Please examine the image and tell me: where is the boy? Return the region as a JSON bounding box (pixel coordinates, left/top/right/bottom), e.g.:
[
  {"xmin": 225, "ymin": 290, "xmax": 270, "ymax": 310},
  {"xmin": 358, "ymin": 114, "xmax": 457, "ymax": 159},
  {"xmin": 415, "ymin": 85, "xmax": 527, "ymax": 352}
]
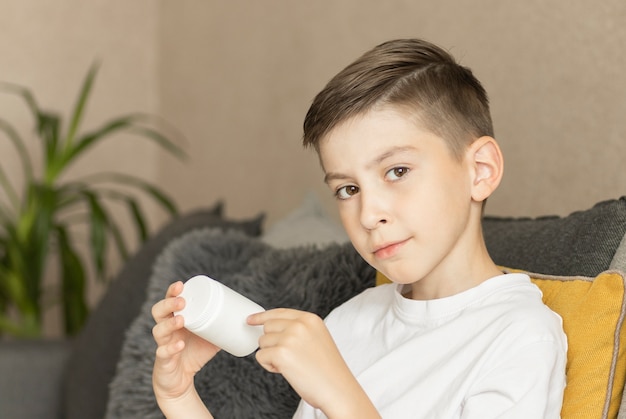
[{"xmin": 151, "ymin": 38, "xmax": 567, "ymax": 418}]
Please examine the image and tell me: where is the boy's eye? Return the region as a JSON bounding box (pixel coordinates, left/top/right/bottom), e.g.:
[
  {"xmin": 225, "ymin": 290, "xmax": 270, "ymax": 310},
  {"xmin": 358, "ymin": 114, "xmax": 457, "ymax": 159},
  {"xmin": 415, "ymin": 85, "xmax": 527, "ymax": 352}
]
[
  {"xmin": 336, "ymin": 185, "xmax": 359, "ymax": 200},
  {"xmin": 385, "ymin": 167, "xmax": 409, "ymax": 180}
]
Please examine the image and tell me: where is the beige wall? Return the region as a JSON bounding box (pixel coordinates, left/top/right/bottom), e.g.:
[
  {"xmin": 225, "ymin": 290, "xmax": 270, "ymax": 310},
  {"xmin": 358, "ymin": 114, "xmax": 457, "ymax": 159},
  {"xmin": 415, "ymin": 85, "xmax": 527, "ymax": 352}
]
[
  {"xmin": 157, "ymin": 0, "xmax": 626, "ymax": 224},
  {"xmin": 2, "ymin": 1, "xmax": 626, "ymax": 333}
]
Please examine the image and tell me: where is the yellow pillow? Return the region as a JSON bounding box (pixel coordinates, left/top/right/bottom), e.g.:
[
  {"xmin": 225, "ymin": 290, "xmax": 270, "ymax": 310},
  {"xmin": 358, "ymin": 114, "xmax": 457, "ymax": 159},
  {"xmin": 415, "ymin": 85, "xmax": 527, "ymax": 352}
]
[{"xmin": 375, "ymin": 270, "xmax": 626, "ymax": 419}]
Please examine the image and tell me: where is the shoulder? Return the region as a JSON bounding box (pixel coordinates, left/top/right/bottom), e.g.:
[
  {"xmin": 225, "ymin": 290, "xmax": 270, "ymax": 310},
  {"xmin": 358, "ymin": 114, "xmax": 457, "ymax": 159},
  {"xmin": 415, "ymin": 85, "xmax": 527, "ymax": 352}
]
[{"xmin": 478, "ymin": 274, "xmax": 566, "ymax": 346}]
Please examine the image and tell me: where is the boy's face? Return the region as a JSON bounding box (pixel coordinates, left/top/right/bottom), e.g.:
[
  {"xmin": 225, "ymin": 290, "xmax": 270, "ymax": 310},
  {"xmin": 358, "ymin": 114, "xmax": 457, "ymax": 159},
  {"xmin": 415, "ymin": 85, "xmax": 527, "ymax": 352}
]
[{"xmin": 319, "ymin": 107, "xmax": 482, "ymax": 297}]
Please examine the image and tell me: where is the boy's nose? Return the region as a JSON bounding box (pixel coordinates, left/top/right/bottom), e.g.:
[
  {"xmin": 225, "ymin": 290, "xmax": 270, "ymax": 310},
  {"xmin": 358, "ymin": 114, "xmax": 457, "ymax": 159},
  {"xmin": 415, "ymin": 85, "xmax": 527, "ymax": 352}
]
[{"xmin": 359, "ymin": 191, "xmax": 389, "ymax": 230}]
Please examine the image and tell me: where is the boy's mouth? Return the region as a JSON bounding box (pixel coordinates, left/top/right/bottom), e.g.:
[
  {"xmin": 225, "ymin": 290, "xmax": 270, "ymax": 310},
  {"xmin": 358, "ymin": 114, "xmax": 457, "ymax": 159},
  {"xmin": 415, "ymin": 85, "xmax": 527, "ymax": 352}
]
[{"xmin": 373, "ymin": 238, "xmax": 409, "ymax": 259}]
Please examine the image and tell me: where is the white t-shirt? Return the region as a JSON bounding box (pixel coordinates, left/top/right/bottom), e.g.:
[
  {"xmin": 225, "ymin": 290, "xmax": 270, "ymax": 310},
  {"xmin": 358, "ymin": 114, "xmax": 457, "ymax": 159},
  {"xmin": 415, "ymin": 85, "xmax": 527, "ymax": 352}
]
[{"xmin": 293, "ymin": 273, "xmax": 567, "ymax": 419}]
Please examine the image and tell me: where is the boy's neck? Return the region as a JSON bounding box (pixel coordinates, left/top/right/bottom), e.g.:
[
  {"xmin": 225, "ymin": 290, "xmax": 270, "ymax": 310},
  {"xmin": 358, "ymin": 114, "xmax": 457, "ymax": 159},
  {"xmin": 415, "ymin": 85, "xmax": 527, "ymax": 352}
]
[
  {"xmin": 406, "ymin": 263, "xmax": 503, "ymax": 300},
  {"xmin": 406, "ymin": 231, "xmax": 502, "ymax": 301}
]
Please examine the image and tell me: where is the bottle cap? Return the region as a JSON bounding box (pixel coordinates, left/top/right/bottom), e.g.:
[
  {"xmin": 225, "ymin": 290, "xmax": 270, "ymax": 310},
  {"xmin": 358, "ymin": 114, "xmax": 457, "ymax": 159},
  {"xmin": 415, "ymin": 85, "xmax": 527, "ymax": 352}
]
[{"xmin": 175, "ymin": 275, "xmax": 223, "ymax": 330}]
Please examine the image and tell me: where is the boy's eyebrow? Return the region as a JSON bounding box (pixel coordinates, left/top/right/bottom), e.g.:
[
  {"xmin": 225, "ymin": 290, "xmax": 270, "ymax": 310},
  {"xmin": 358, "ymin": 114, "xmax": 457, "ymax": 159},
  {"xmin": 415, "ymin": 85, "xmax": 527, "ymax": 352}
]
[
  {"xmin": 323, "ymin": 145, "xmax": 417, "ymax": 184},
  {"xmin": 369, "ymin": 145, "xmax": 417, "ymax": 167},
  {"xmin": 324, "ymin": 172, "xmax": 346, "ymax": 184}
]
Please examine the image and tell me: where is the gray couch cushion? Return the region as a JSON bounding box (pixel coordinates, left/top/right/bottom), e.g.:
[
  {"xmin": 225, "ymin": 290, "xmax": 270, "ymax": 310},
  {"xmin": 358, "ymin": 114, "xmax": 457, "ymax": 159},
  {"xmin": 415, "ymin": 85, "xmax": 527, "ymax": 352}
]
[
  {"xmin": 483, "ymin": 197, "xmax": 626, "ymax": 276},
  {"xmin": 0, "ymin": 340, "xmax": 71, "ymax": 419}
]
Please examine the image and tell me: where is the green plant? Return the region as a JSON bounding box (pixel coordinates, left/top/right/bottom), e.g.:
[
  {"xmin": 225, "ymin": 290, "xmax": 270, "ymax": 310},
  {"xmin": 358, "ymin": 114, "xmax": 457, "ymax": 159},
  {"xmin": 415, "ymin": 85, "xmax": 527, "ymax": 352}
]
[{"xmin": 0, "ymin": 64, "xmax": 185, "ymax": 337}]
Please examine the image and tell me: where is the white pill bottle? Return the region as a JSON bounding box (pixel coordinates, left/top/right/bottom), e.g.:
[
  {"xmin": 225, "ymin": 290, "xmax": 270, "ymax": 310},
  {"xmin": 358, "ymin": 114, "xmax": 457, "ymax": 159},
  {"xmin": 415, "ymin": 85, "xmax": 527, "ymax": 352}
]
[{"xmin": 175, "ymin": 275, "xmax": 265, "ymax": 357}]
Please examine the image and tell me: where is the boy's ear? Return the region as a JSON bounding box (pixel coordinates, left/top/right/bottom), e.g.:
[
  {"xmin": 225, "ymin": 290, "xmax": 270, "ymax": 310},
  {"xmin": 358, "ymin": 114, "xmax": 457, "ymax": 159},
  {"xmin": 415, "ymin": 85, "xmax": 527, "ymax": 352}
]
[{"xmin": 467, "ymin": 136, "xmax": 504, "ymax": 202}]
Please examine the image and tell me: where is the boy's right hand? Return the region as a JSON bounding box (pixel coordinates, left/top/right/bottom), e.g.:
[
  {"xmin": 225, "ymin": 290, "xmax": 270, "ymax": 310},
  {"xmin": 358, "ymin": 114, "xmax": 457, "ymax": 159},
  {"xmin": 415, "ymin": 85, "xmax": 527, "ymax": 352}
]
[{"xmin": 151, "ymin": 281, "xmax": 220, "ymax": 405}]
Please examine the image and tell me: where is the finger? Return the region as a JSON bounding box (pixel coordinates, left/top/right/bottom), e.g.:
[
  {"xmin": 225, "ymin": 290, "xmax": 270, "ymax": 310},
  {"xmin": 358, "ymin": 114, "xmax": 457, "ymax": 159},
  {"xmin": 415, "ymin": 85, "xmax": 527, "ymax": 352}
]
[
  {"xmin": 151, "ymin": 281, "xmax": 184, "ymax": 322},
  {"xmin": 166, "ymin": 281, "xmax": 184, "ymax": 298},
  {"xmin": 152, "ymin": 314, "xmax": 185, "ymax": 344},
  {"xmin": 151, "ymin": 296, "xmax": 185, "ymax": 323},
  {"xmin": 255, "ymin": 347, "xmax": 282, "ymax": 374},
  {"xmin": 247, "ymin": 308, "xmax": 300, "ymax": 325},
  {"xmin": 255, "ymin": 343, "xmax": 302, "ymax": 375},
  {"xmin": 257, "ymin": 330, "xmax": 283, "ymax": 349},
  {"xmin": 155, "ymin": 338, "xmax": 185, "ymax": 360}
]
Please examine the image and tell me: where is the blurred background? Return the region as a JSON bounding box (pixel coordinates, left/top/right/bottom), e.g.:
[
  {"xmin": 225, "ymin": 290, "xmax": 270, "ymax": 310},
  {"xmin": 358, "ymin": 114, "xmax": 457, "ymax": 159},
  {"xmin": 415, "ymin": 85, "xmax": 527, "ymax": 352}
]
[{"xmin": 2, "ymin": 0, "xmax": 625, "ymax": 334}]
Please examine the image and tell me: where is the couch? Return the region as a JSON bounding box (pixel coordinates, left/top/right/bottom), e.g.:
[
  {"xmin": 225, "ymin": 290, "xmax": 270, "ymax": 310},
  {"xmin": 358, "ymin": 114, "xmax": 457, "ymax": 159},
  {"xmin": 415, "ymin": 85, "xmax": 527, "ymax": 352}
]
[{"xmin": 1, "ymin": 194, "xmax": 625, "ymax": 418}]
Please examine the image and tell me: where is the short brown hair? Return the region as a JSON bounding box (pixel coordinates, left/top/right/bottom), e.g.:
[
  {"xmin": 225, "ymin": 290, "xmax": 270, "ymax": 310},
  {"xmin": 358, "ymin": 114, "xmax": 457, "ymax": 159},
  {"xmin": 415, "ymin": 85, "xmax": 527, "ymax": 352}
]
[{"xmin": 303, "ymin": 39, "xmax": 493, "ymax": 159}]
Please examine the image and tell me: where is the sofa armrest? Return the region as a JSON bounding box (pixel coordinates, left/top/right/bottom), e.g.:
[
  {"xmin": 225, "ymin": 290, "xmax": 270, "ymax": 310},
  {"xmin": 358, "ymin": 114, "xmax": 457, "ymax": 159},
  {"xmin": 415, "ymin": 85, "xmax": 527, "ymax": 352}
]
[{"xmin": 0, "ymin": 339, "xmax": 71, "ymax": 419}]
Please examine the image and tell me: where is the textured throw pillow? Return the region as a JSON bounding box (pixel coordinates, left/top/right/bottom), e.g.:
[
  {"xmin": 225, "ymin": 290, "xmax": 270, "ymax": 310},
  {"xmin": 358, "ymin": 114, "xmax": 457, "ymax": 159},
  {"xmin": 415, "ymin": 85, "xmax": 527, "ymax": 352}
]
[
  {"xmin": 65, "ymin": 203, "xmax": 266, "ymax": 419},
  {"xmin": 519, "ymin": 269, "xmax": 626, "ymax": 419},
  {"xmin": 482, "ymin": 197, "xmax": 626, "ymax": 277},
  {"xmin": 376, "ymin": 270, "xmax": 626, "ymax": 419}
]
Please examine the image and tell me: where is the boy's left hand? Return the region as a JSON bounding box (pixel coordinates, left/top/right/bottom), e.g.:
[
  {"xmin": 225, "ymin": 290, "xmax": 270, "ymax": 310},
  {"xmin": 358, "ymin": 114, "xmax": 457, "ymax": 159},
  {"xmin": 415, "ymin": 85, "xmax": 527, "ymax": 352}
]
[{"xmin": 248, "ymin": 308, "xmax": 375, "ymax": 417}]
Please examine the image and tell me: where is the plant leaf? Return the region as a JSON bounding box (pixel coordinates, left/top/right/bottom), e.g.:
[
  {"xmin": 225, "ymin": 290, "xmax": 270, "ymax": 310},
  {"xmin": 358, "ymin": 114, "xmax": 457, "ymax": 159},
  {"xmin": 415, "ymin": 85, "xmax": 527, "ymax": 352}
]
[
  {"xmin": 100, "ymin": 111, "xmax": 187, "ymax": 160},
  {"xmin": 83, "ymin": 172, "xmax": 179, "ymax": 216},
  {"xmin": 0, "ymin": 81, "xmax": 40, "ymax": 116},
  {"xmin": 61, "ymin": 116, "xmax": 133, "ymax": 172},
  {"xmin": 54, "ymin": 181, "xmax": 92, "ymax": 211},
  {"xmin": 54, "ymin": 115, "xmax": 141, "ymax": 179},
  {"xmin": 55, "ymin": 224, "xmax": 89, "ymax": 335},
  {"xmin": 65, "ymin": 62, "xmax": 99, "ymax": 149},
  {"xmin": 125, "ymin": 125, "xmax": 187, "ymax": 160},
  {"xmin": 126, "ymin": 196, "xmax": 148, "ymax": 242},
  {"xmin": 13, "ymin": 184, "xmax": 56, "ymax": 307},
  {"xmin": 62, "ymin": 114, "xmax": 186, "ymax": 174},
  {"xmin": 68, "ymin": 172, "xmax": 179, "ymax": 218},
  {"xmin": 0, "ymin": 118, "xmax": 34, "ymax": 186},
  {"xmin": 81, "ymin": 191, "xmax": 109, "ymax": 280},
  {"xmin": 104, "ymin": 212, "xmax": 129, "ymax": 261},
  {"xmin": 37, "ymin": 111, "xmax": 62, "ymax": 172},
  {"xmin": 0, "ymin": 263, "xmax": 38, "ymax": 322},
  {"xmin": 0, "ymin": 312, "xmax": 39, "ymax": 337},
  {"xmin": 0, "ymin": 161, "xmax": 19, "ymax": 212},
  {"xmin": 57, "ymin": 184, "xmax": 147, "ymax": 254},
  {"xmin": 0, "ymin": 82, "xmax": 59, "ymax": 169}
]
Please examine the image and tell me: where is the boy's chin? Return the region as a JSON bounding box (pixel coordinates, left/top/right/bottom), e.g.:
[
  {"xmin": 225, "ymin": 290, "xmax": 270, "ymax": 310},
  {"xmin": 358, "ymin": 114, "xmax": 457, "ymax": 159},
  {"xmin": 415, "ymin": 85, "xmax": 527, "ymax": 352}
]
[{"xmin": 375, "ymin": 267, "xmax": 414, "ymax": 286}]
